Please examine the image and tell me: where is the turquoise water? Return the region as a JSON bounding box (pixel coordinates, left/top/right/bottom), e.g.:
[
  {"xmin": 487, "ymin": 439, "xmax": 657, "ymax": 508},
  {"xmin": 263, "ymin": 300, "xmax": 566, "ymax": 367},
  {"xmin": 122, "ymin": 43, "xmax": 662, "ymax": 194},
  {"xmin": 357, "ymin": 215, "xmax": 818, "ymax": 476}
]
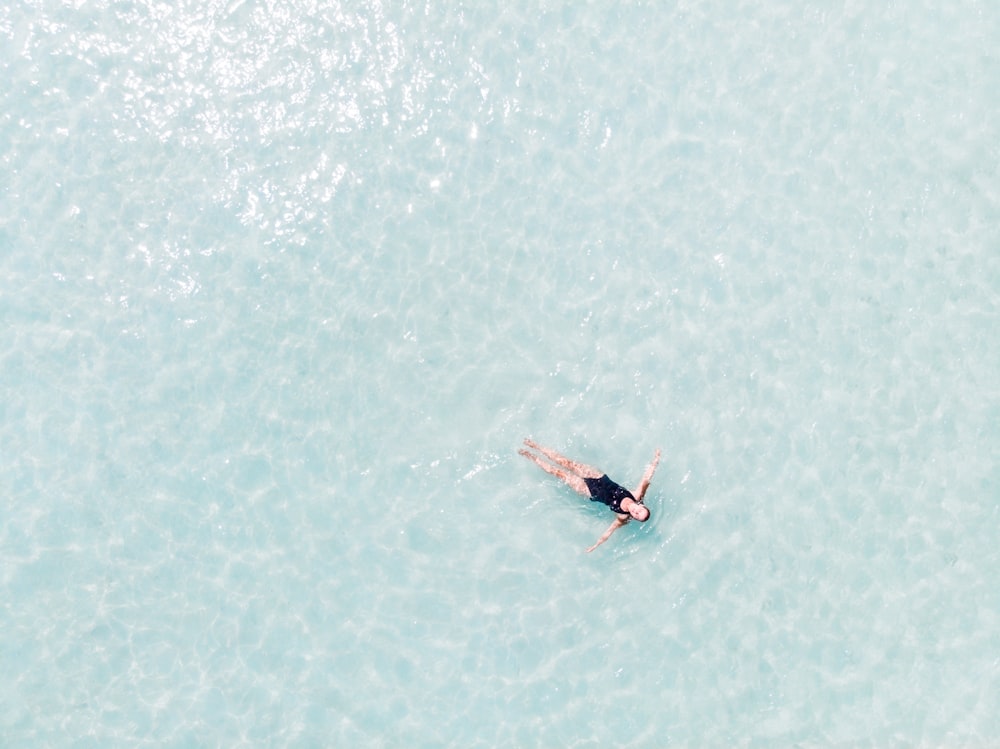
[{"xmin": 3, "ymin": 1, "xmax": 999, "ymax": 746}]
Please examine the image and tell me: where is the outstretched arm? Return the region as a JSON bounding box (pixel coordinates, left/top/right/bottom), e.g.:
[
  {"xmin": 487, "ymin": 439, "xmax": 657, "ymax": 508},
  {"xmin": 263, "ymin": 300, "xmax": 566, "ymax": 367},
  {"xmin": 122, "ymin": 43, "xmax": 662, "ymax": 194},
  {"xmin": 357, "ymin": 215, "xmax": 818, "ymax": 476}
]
[
  {"xmin": 633, "ymin": 448, "xmax": 662, "ymax": 502},
  {"xmin": 586, "ymin": 517, "xmax": 627, "ymax": 553}
]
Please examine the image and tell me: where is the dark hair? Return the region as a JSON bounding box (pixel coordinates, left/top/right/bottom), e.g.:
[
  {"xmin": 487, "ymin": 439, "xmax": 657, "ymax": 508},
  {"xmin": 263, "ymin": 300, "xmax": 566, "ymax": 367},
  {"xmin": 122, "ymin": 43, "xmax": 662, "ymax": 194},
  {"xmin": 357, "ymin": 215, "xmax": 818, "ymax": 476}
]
[{"xmin": 636, "ymin": 505, "xmax": 651, "ymax": 522}]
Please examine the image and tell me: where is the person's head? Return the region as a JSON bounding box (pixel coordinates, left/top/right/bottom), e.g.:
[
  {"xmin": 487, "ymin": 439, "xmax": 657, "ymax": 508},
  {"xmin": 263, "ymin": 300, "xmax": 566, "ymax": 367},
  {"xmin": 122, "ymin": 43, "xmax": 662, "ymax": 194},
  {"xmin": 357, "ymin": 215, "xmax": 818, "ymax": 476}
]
[{"xmin": 628, "ymin": 501, "xmax": 650, "ymax": 522}]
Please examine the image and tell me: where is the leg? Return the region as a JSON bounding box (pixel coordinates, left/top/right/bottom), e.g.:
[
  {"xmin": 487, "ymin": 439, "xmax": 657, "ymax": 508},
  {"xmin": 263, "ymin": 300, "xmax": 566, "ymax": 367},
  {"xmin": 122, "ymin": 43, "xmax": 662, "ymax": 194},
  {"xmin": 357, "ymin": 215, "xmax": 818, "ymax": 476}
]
[
  {"xmin": 522, "ymin": 439, "xmax": 603, "ymax": 479},
  {"xmin": 519, "ymin": 449, "xmax": 591, "ymax": 496}
]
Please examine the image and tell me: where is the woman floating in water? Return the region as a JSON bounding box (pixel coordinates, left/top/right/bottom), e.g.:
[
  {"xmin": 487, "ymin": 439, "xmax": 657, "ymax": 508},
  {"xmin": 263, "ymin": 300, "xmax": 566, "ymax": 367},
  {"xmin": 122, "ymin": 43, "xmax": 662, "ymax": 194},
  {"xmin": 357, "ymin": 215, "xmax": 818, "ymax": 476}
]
[{"xmin": 519, "ymin": 438, "xmax": 661, "ymax": 552}]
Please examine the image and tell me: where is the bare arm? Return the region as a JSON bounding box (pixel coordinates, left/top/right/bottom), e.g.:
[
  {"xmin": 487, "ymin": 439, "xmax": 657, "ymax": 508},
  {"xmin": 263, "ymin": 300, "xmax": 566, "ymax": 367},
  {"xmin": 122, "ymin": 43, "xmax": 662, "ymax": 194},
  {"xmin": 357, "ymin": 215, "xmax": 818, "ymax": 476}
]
[
  {"xmin": 586, "ymin": 517, "xmax": 627, "ymax": 553},
  {"xmin": 633, "ymin": 448, "xmax": 662, "ymax": 501}
]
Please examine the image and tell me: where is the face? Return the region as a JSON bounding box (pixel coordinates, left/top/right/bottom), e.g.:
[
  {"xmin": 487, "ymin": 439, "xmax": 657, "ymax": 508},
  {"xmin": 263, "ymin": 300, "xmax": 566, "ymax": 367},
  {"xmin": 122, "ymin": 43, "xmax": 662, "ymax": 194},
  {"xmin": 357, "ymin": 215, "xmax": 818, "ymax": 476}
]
[{"xmin": 629, "ymin": 503, "xmax": 649, "ymax": 522}]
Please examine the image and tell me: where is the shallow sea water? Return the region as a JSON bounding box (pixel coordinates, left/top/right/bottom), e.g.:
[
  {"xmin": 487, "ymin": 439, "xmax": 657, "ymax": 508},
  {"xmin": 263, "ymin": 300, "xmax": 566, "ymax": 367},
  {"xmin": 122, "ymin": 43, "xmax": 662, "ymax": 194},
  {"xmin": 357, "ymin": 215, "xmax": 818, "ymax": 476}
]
[{"xmin": 2, "ymin": 1, "xmax": 999, "ymax": 746}]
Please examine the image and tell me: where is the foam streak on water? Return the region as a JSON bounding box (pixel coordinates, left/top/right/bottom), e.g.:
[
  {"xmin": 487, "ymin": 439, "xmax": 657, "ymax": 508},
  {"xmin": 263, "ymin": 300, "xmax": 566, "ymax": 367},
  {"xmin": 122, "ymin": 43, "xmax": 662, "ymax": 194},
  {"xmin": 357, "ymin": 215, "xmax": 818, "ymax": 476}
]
[{"xmin": 2, "ymin": 1, "xmax": 999, "ymax": 746}]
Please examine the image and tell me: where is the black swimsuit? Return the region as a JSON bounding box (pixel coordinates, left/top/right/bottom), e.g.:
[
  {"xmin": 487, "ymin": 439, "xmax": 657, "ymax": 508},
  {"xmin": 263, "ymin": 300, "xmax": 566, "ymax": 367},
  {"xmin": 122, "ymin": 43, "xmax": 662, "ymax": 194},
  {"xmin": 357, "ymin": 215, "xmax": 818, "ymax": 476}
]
[{"xmin": 584, "ymin": 475, "xmax": 635, "ymax": 515}]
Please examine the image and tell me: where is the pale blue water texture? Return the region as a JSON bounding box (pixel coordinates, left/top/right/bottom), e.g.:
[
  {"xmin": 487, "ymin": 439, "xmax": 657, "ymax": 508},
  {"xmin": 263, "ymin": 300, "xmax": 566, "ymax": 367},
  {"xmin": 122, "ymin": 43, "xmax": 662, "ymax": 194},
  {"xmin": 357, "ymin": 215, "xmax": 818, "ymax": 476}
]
[{"xmin": 2, "ymin": 1, "xmax": 999, "ymax": 746}]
